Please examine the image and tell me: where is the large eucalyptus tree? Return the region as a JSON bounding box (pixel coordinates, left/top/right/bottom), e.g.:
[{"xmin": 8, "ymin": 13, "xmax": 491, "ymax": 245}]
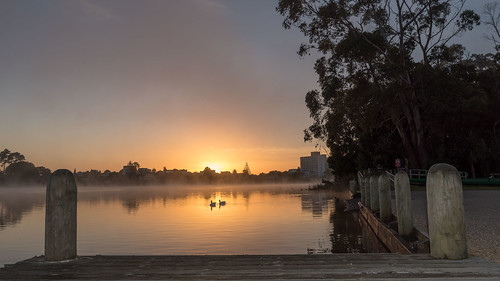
[{"xmin": 278, "ymin": 0, "xmax": 480, "ymax": 171}]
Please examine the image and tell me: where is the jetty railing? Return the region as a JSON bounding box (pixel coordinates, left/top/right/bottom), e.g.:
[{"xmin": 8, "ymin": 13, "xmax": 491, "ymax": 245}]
[{"xmin": 385, "ymin": 169, "xmax": 469, "ymax": 181}]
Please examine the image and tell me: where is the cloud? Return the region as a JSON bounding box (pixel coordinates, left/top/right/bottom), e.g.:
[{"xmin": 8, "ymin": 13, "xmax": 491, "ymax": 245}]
[{"xmin": 189, "ymin": 0, "xmax": 227, "ymax": 13}]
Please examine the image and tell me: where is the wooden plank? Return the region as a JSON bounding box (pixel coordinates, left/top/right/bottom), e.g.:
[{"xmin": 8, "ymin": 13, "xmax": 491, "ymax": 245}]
[{"xmin": 1, "ymin": 254, "xmax": 500, "ymax": 280}]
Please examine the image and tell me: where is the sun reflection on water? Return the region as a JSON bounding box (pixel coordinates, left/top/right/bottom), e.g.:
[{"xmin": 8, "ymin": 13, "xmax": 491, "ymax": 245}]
[{"xmin": 75, "ymin": 184, "xmax": 337, "ymax": 255}]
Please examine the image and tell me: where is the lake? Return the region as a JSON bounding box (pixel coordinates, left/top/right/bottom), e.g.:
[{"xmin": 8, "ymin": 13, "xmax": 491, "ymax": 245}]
[{"xmin": 0, "ymin": 183, "xmax": 370, "ymax": 267}]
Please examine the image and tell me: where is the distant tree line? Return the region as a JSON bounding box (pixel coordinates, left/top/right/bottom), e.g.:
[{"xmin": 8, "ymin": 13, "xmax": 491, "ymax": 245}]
[
  {"xmin": 0, "ymin": 149, "xmax": 51, "ymax": 185},
  {"xmin": 278, "ymin": 0, "xmax": 500, "ymax": 177},
  {"xmin": 0, "ymin": 150, "xmax": 310, "ymax": 186},
  {"xmin": 74, "ymin": 164, "xmax": 308, "ymax": 186}
]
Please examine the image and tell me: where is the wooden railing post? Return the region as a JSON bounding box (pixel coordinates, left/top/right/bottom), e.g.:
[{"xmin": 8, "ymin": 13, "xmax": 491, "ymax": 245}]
[
  {"xmin": 378, "ymin": 174, "xmax": 392, "ymax": 221},
  {"xmin": 369, "ymin": 175, "xmax": 379, "ymax": 212},
  {"xmin": 426, "ymin": 163, "xmax": 467, "ymax": 259},
  {"xmin": 45, "ymin": 169, "xmax": 77, "ymax": 261},
  {"xmin": 394, "ymin": 171, "xmax": 413, "ymax": 236}
]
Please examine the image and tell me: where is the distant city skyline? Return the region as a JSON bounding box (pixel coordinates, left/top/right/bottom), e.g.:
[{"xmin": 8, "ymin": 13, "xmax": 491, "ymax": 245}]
[{"xmin": 0, "ymin": 0, "xmax": 496, "ymax": 174}]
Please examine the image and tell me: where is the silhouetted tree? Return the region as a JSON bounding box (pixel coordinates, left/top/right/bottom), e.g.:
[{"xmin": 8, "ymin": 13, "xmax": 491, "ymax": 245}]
[
  {"xmin": 243, "ymin": 162, "xmax": 251, "ymax": 175},
  {"xmin": 0, "ymin": 149, "xmax": 25, "ymax": 171},
  {"xmin": 5, "ymin": 161, "xmax": 38, "ymax": 183},
  {"xmin": 202, "ymin": 166, "xmax": 216, "ymax": 183},
  {"xmin": 484, "ymin": 2, "xmax": 500, "ymax": 51}
]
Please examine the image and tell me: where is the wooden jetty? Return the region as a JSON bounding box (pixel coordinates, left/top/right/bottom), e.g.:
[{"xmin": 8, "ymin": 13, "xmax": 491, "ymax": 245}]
[{"xmin": 2, "ymin": 254, "xmax": 500, "ymax": 280}]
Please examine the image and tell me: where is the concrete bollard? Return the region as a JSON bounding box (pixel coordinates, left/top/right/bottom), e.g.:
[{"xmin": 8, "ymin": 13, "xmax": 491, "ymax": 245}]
[
  {"xmin": 378, "ymin": 174, "xmax": 392, "ymax": 221},
  {"xmin": 45, "ymin": 169, "xmax": 77, "ymax": 261},
  {"xmin": 369, "ymin": 175, "xmax": 379, "ymax": 212},
  {"xmin": 426, "ymin": 163, "xmax": 467, "ymax": 260},
  {"xmin": 349, "ymin": 180, "xmax": 356, "ymax": 195},
  {"xmin": 365, "ymin": 177, "xmax": 371, "ymax": 208},
  {"xmin": 360, "ymin": 177, "xmax": 366, "ymax": 205},
  {"xmin": 394, "ymin": 171, "xmax": 413, "ymax": 236}
]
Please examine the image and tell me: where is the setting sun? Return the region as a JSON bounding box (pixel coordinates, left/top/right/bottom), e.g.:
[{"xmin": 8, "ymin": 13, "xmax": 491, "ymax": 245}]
[{"xmin": 202, "ymin": 163, "xmax": 225, "ymax": 173}]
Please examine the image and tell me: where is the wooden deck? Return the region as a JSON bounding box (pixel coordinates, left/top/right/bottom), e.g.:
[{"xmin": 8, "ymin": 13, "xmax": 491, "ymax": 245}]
[{"xmin": 1, "ymin": 254, "xmax": 500, "ymax": 280}]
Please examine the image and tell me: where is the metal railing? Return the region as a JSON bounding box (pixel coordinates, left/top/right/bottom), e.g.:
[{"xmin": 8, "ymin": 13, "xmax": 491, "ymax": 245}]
[{"xmin": 383, "ymin": 169, "xmax": 468, "ymax": 185}]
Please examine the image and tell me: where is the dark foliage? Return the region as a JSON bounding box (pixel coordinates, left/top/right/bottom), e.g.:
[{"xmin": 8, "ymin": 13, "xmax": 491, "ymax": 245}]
[{"xmin": 278, "ymin": 0, "xmax": 499, "ymax": 177}]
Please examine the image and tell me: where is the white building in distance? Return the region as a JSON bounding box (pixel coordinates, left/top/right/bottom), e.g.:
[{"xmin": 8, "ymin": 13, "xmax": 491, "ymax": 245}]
[{"xmin": 300, "ymin": 152, "xmax": 328, "ymax": 178}]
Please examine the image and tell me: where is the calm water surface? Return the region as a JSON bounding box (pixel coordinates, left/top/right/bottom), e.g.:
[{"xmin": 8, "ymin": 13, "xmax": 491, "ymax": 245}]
[{"xmin": 0, "ymin": 183, "xmax": 367, "ymax": 267}]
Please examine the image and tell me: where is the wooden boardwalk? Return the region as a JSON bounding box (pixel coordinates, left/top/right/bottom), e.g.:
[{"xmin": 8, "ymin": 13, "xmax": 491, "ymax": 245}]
[{"xmin": 1, "ymin": 254, "xmax": 500, "ymax": 280}]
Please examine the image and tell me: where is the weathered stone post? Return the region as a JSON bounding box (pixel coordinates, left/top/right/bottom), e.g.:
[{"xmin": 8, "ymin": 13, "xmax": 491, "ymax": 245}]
[
  {"xmin": 45, "ymin": 169, "xmax": 77, "ymax": 261},
  {"xmin": 360, "ymin": 177, "xmax": 366, "ymax": 205},
  {"xmin": 365, "ymin": 176, "xmax": 371, "ymax": 208},
  {"xmin": 394, "ymin": 172, "xmax": 413, "ymax": 236},
  {"xmin": 349, "ymin": 180, "xmax": 357, "ymax": 195},
  {"xmin": 426, "ymin": 163, "xmax": 467, "ymax": 259},
  {"xmin": 369, "ymin": 175, "xmax": 379, "ymax": 212},
  {"xmin": 378, "ymin": 174, "xmax": 392, "ymax": 221}
]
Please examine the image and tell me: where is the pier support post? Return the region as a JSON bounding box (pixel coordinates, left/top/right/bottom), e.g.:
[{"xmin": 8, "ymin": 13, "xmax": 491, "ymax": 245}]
[
  {"xmin": 394, "ymin": 172, "xmax": 413, "ymax": 236},
  {"xmin": 426, "ymin": 163, "xmax": 467, "ymax": 260},
  {"xmin": 378, "ymin": 174, "xmax": 392, "ymax": 221},
  {"xmin": 45, "ymin": 169, "xmax": 77, "ymax": 261},
  {"xmin": 369, "ymin": 175, "xmax": 379, "ymax": 212}
]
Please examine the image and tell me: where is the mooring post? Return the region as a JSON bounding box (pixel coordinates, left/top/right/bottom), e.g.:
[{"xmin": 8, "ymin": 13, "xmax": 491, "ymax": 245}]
[
  {"xmin": 45, "ymin": 169, "xmax": 77, "ymax": 261},
  {"xmin": 365, "ymin": 176, "xmax": 371, "ymax": 208},
  {"xmin": 394, "ymin": 171, "xmax": 413, "ymax": 236},
  {"xmin": 360, "ymin": 177, "xmax": 366, "ymax": 205},
  {"xmin": 426, "ymin": 163, "xmax": 467, "ymax": 259},
  {"xmin": 378, "ymin": 174, "xmax": 392, "ymax": 221},
  {"xmin": 369, "ymin": 175, "xmax": 379, "ymax": 212},
  {"xmin": 349, "ymin": 179, "xmax": 356, "ymax": 195}
]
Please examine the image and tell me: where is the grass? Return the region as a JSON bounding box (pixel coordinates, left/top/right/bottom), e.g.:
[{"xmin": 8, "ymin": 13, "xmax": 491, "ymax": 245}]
[{"xmin": 410, "ymin": 185, "xmax": 500, "ymax": 191}]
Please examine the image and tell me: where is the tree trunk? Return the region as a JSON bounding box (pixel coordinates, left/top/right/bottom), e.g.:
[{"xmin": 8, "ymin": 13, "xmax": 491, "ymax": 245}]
[
  {"xmin": 390, "ymin": 110, "xmax": 420, "ymax": 169},
  {"xmin": 469, "ymin": 153, "xmax": 476, "ymax": 178}
]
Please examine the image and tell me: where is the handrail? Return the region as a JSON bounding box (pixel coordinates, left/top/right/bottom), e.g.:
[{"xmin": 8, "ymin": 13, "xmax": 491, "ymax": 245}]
[
  {"xmin": 385, "ymin": 170, "xmax": 395, "ymax": 183},
  {"xmin": 361, "ymin": 168, "xmax": 469, "ymax": 181}
]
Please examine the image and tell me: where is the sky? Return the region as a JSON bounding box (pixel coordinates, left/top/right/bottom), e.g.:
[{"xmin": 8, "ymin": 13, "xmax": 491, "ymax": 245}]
[{"xmin": 0, "ymin": 0, "xmax": 497, "ymax": 174}]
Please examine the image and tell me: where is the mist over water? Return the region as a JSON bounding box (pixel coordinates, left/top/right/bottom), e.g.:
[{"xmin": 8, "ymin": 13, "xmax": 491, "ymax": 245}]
[{"xmin": 0, "ymin": 183, "xmax": 371, "ymax": 267}]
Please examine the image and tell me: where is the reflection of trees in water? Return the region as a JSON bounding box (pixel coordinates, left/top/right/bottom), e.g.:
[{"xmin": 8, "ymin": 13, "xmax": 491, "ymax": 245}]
[
  {"xmin": 0, "ymin": 184, "xmax": 308, "ymax": 227},
  {"xmin": 300, "ymin": 190, "xmax": 370, "ymax": 253},
  {"xmin": 0, "ymin": 204, "xmax": 24, "ymax": 230},
  {"xmin": 329, "ymin": 199, "xmax": 389, "ymax": 253},
  {"xmin": 329, "ymin": 201, "xmax": 365, "ymax": 253},
  {"xmin": 300, "ymin": 190, "xmax": 386, "ymax": 253},
  {"xmin": 76, "ymin": 184, "xmax": 306, "ymax": 213},
  {"xmin": 0, "ymin": 189, "xmax": 45, "ymax": 230},
  {"xmin": 122, "ymin": 199, "xmax": 140, "ymax": 214}
]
